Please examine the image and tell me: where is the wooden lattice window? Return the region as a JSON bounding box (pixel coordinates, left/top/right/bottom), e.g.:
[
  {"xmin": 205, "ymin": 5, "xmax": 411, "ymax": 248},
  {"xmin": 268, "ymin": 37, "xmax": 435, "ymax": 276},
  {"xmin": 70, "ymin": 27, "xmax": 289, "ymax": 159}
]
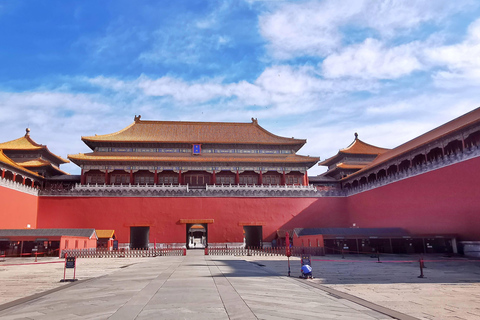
[
  {"xmin": 287, "ymin": 176, "xmax": 302, "ymax": 185},
  {"xmin": 216, "ymin": 175, "xmax": 235, "ymax": 185},
  {"xmin": 134, "ymin": 175, "xmax": 154, "ymax": 185},
  {"xmin": 263, "ymin": 175, "xmax": 280, "ymax": 185},
  {"xmin": 239, "ymin": 175, "xmax": 259, "ymax": 185},
  {"xmin": 158, "ymin": 175, "xmax": 178, "ymax": 184},
  {"xmin": 87, "ymin": 174, "xmax": 105, "ymax": 184}
]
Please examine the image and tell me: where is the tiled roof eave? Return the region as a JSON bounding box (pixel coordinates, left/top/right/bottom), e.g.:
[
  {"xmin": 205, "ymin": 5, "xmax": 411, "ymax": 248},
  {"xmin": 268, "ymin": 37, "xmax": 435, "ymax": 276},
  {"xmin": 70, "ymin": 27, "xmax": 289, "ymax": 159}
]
[
  {"xmin": 68, "ymin": 154, "xmax": 319, "ymax": 167},
  {"xmin": 0, "ymin": 150, "xmax": 42, "ymax": 178},
  {"xmin": 80, "ymin": 120, "xmax": 307, "ymax": 148},
  {"xmin": 82, "ymin": 138, "xmax": 305, "ymax": 146}
]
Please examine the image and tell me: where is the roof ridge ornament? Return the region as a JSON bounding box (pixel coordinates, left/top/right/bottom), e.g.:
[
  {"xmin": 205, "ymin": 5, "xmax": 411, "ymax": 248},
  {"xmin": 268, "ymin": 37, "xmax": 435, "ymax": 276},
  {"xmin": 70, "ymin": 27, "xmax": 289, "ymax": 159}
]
[
  {"xmin": 25, "ymin": 128, "xmax": 31, "ymax": 137},
  {"xmin": 354, "ymin": 132, "xmax": 358, "ymax": 140},
  {"xmin": 251, "ymin": 117, "xmax": 258, "ymax": 125},
  {"xmin": 134, "ymin": 115, "xmax": 142, "ymax": 123}
]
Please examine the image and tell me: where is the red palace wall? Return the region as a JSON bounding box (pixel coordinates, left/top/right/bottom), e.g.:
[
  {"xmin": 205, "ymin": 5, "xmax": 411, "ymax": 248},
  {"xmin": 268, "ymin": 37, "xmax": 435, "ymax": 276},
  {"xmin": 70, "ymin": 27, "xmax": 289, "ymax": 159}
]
[
  {"xmin": 346, "ymin": 157, "xmax": 480, "ymax": 241},
  {"xmin": 0, "ymin": 186, "xmax": 38, "ymax": 229},
  {"xmin": 37, "ymin": 197, "xmax": 346, "ymax": 244}
]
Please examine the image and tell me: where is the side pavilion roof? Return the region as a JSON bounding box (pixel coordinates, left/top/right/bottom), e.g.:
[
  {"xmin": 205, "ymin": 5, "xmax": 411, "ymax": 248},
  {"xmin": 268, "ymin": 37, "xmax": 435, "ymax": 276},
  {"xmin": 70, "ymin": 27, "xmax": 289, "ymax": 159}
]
[
  {"xmin": 0, "ymin": 130, "xmax": 69, "ymax": 164},
  {"xmin": 319, "ymin": 133, "xmax": 390, "ymax": 166},
  {"xmin": 81, "ymin": 117, "xmax": 307, "ymax": 151},
  {"xmin": 0, "ymin": 150, "xmax": 41, "ymax": 178}
]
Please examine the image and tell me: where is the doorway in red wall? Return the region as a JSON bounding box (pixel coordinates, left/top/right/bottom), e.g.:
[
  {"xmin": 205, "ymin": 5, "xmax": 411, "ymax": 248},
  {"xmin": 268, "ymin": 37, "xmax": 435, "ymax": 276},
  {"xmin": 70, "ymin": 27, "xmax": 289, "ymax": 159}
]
[
  {"xmin": 130, "ymin": 226, "xmax": 149, "ymax": 249},
  {"xmin": 186, "ymin": 223, "xmax": 208, "ymax": 249},
  {"xmin": 244, "ymin": 226, "xmax": 262, "ymax": 248}
]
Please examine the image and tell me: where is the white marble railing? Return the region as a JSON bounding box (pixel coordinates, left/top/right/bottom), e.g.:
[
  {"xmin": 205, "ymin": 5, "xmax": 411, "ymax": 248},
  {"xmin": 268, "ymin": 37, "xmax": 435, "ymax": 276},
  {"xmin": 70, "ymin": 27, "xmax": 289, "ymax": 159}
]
[
  {"xmin": 40, "ymin": 182, "xmax": 322, "ymax": 197},
  {"xmin": 205, "ymin": 183, "xmax": 317, "ymax": 192},
  {"xmin": 73, "ymin": 183, "xmax": 189, "ymax": 192},
  {"xmin": 345, "ymin": 145, "xmax": 480, "ymax": 196},
  {"xmin": 0, "ymin": 177, "xmax": 39, "ymax": 196}
]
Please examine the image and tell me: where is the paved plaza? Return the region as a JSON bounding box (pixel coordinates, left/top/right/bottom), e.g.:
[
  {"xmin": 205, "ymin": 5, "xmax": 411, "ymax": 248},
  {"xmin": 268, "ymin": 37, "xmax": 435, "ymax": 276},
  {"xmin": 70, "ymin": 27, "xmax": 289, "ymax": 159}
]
[{"xmin": 0, "ymin": 251, "xmax": 479, "ymax": 319}]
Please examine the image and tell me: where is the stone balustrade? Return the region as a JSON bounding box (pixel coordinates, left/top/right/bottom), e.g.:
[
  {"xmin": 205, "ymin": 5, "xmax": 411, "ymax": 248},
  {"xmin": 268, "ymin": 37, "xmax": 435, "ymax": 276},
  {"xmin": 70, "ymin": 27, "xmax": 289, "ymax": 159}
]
[
  {"xmin": 345, "ymin": 144, "xmax": 480, "ymax": 196},
  {"xmin": 40, "ymin": 182, "xmax": 325, "ymax": 197},
  {"xmin": 0, "ymin": 177, "xmax": 38, "ymax": 196}
]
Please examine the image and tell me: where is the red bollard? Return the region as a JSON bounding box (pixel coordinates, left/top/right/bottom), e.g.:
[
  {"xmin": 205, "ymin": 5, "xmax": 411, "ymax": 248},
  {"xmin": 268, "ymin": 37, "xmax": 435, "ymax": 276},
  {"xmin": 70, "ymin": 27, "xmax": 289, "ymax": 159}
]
[
  {"xmin": 205, "ymin": 247, "xmax": 208, "ymax": 255},
  {"xmin": 418, "ymin": 258, "xmax": 425, "ymax": 278},
  {"xmin": 183, "ymin": 248, "xmax": 186, "ymax": 256},
  {"xmin": 35, "ymin": 252, "xmax": 37, "ymax": 262}
]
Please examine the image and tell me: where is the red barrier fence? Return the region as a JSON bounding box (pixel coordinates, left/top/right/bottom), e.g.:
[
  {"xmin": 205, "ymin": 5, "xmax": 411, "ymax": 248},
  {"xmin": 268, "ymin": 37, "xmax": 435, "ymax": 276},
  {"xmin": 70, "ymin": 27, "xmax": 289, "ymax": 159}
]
[
  {"xmin": 0, "ymin": 249, "xmax": 60, "ymax": 258},
  {"xmin": 206, "ymin": 246, "xmax": 325, "ymax": 257},
  {"xmin": 61, "ymin": 248, "xmax": 185, "ymax": 258}
]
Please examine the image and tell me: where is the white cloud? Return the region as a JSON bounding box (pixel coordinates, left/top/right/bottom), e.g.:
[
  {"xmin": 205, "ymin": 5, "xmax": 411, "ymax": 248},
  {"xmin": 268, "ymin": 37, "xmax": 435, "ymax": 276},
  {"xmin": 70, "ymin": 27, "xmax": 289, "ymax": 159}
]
[
  {"xmin": 259, "ymin": 0, "xmax": 360, "ymax": 59},
  {"xmin": 322, "ymin": 38, "xmax": 423, "ymax": 79},
  {"xmin": 258, "ymin": 0, "xmax": 476, "ymax": 60},
  {"xmin": 87, "ymin": 66, "xmax": 378, "ymax": 116},
  {"xmin": 427, "ymin": 18, "xmax": 480, "ymax": 87}
]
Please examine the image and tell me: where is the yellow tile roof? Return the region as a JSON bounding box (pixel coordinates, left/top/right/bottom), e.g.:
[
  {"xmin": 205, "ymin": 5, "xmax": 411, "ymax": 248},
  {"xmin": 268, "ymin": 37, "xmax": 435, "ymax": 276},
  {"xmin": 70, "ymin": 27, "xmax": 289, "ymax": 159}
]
[
  {"xmin": 96, "ymin": 230, "xmax": 115, "ymax": 238},
  {"xmin": 0, "ymin": 150, "xmax": 41, "ymax": 177},
  {"xmin": 82, "ymin": 118, "xmax": 306, "ymax": 148},
  {"xmin": 0, "ymin": 135, "xmax": 43, "ymax": 150},
  {"xmin": 17, "ymin": 159, "xmax": 52, "ymax": 167},
  {"xmin": 0, "ymin": 132, "xmax": 69, "ymax": 164},
  {"xmin": 340, "ymin": 137, "xmax": 390, "ymax": 155},
  {"xmin": 68, "ymin": 152, "xmax": 319, "ymax": 165},
  {"xmin": 319, "ymin": 134, "xmax": 389, "ymax": 166},
  {"xmin": 17, "ymin": 158, "xmax": 70, "ymax": 176},
  {"xmin": 336, "ymin": 163, "xmax": 367, "ymax": 170}
]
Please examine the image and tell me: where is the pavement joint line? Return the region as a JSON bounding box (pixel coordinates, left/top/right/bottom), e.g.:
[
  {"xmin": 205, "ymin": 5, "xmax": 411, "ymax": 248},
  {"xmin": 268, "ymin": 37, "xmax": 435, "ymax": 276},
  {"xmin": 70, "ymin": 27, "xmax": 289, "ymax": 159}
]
[
  {"xmin": 207, "ymin": 257, "xmax": 258, "ymax": 320},
  {"xmin": 0, "ymin": 276, "xmax": 97, "ymax": 313},
  {"xmin": 292, "ymin": 279, "xmax": 419, "ymax": 320},
  {"xmin": 107, "ymin": 257, "xmax": 183, "ymax": 320},
  {"xmin": 246, "ymin": 258, "xmax": 419, "ymax": 320}
]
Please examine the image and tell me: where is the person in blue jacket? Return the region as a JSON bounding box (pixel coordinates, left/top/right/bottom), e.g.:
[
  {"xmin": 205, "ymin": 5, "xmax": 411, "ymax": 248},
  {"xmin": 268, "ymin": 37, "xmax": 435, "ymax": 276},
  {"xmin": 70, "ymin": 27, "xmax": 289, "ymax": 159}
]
[{"xmin": 301, "ymin": 264, "xmax": 313, "ymax": 278}]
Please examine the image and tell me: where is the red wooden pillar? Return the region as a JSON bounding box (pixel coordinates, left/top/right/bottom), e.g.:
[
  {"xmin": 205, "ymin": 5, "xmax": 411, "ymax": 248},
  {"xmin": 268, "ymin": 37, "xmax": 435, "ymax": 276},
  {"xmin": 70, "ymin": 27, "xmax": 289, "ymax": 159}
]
[
  {"xmin": 1, "ymin": 169, "xmax": 5, "ymax": 178},
  {"xmin": 154, "ymin": 169, "xmax": 158, "ymax": 185},
  {"xmin": 212, "ymin": 171, "xmax": 216, "ymax": 185},
  {"xmin": 235, "ymin": 170, "xmax": 239, "ymax": 184},
  {"xmin": 130, "ymin": 170, "xmax": 134, "ymax": 184},
  {"xmin": 13, "ymin": 173, "xmax": 17, "ymax": 182},
  {"xmin": 303, "ymin": 171, "xmax": 308, "ymax": 186},
  {"xmin": 178, "ymin": 170, "xmax": 182, "ymax": 185},
  {"xmin": 80, "ymin": 169, "xmax": 86, "ymax": 185},
  {"xmin": 22, "ymin": 177, "xmax": 26, "ymax": 185},
  {"xmin": 31, "ymin": 180, "xmax": 35, "ymax": 188},
  {"xmin": 104, "ymin": 171, "xmax": 110, "ymax": 185},
  {"xmin": 282, "ymin": 170, "xmax": 286, "ymax": 185},
  {"xmin": 259, "ymin": 171, "xmax": 263, "ymax": 185}
]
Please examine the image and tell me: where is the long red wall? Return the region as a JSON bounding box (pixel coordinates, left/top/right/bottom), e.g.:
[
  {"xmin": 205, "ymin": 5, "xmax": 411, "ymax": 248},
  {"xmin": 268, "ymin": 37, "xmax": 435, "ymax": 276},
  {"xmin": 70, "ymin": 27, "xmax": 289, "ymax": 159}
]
[
  {"xmin": 11, "ymin": 156, "xmax": 480, "ymax": 245},
  {"xmin": 346, "ymin": 157, "xmax": 480, "ymax": 240},
  {"xmin": 37, "ymin": 197, "xmax": 346, "ymax": 244},
  {"xmin": 0, "ymin": 186, "xmax": 38, "ymax": 229}
]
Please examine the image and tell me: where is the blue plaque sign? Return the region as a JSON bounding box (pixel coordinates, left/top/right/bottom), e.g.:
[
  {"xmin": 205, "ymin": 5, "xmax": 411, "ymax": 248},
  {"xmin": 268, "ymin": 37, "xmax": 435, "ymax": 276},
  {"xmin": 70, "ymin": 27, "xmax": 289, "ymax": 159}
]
[{"xmin": 192, "ymin": 144, "xmax": 201, "ymax": 155}]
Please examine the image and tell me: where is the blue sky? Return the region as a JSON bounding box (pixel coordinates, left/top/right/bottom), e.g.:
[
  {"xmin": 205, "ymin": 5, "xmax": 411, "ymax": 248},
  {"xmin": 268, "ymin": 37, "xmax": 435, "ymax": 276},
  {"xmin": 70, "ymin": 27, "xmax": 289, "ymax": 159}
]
[{"xmin": 0, "ymin": 0, "xmax": 479, "ymax": 175}]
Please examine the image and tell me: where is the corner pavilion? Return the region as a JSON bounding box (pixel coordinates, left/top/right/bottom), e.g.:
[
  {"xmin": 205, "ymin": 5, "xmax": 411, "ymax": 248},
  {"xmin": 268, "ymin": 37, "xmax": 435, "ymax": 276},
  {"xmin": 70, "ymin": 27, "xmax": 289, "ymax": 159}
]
[{"xmin": 68, "ymin": 116, "xmax": 319, "ymax": 187}]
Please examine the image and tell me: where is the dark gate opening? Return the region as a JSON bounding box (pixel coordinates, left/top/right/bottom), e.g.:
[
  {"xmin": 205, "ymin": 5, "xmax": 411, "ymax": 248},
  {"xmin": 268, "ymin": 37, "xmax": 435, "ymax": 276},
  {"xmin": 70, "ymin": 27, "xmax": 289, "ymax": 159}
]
[
  {"xmin": 244, "ymin": 226, "xmax": 262, "ymax": 248},
  {"xmin": 130, "ymin": 226, "xmax": 150, "ymax": 249},
  {"xmin": 186, "ymin": 223, "xmax": 208, "ymax": 249}
]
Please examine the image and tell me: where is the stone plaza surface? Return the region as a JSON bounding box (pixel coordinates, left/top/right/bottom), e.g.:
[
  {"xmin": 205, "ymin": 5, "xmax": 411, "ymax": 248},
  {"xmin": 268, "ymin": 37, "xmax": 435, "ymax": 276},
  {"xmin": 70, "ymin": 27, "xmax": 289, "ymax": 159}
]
[{"xmin": 0, "ymin": 251, "xmax": 479, "ymax": 319}]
